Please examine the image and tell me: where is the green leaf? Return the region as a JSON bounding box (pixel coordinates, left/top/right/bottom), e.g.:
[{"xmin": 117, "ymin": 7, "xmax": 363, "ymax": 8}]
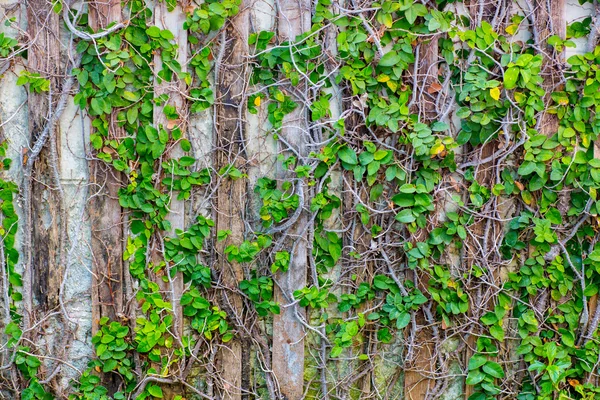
[
  {"xmin": 466, "ymin": 369, "xmax": 486, "ymax": 385},
  {"xmin": 330, "ymin": 346, "xmax": 343, "ymax": 358},
  {"xmin": 180, "ymin": 139, "xmax": 192, "ymax": 152},
  {"xmin": 468, "ymin": 354, "xmax": 487, "ymax": 370},
  {"xmin": 90, "ymin": 134, "xmax": 103, "ymax": 150},
  {"xmin": 379, "ymin": 51, "xmax": 401, "ymax": 67},
  {"xmin": 521, "ymin": 310, "xmax": 538, "ymax": 327},
  {"xmin": 370, "ymin": 184, "xmax": 383, "ymax": 201},
  {"xmin": 338, "ymin": 146, "xmax": 358, "ymax": 165},
  {"xmin": 504, "ymin": 66, "xmax": 519, "ymax": 89},
  {"xmin": 16, "ymin": 75, "xmax": 27, "ymax": 86},
  {"xmin": 431, "ymin": 121, "xmax": 449, "ymax": 132},
  {"xmin": 373, "ymin": 275, "xmax": 390, "ymax": 290},
  {"xmin": 456, "ymin": 107, "xmax": 471, "ymax": 118},
  {"xmin": 546, "ymin": 364, "xmax": 562, "ymax": 383},
  {"xmin": 328, "ymin": 242, "xmax": 342, "ymax": 262},
  {"xmin": 127, "ymin": 107, "xmax": 138, "ymax": 125},
  {"xmin": 395, "ymin": 312, "xmax": 411, "ymax": 329},
  {"xmin": 490, "ymin": 324, "xmax": 505, "ymax": 341},
  {"xmin": 395, "ymin": 209, "xmax": 415, "ymax": 223},
  {"xmin": 122, "ymin": 91, "xmax": 140, "ymax": 102},
  {"xmin": 91, "ymin": 98, "xmax": 104, "ymax": 115},
  {"xmin": 146, "ymin": 26, "xmax": 161, "ymax": 38},
  {"xmin": 102, "ymin": 359, "xmax": 118, "ymax": 372},
  {"xmin": 405, "ymin": 4, "xmax": 427, "ymax": 25},
  {"xmin": 147, "ymin": 384, "xmax": 163, "ymax": 398},
  {"xmin": 482, "ymin": 361, "xmax": 504, "ymax": 378},
  {"xmin": 517, "ymin": 161, "xmax": 536, "ymax": 176},
  {"xmin": 480, "ymin": 312, "xmax": 497, "ymax": 325},
  {"xmin": 160, "ymin": 29, "xmax": 174, "ymax": 40}
]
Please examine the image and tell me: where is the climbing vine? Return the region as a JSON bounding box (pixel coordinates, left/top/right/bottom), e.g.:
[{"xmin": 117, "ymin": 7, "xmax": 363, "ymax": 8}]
[{"xmin": 4, "ymin": 0, "xmax": 600, "ymax": 399}]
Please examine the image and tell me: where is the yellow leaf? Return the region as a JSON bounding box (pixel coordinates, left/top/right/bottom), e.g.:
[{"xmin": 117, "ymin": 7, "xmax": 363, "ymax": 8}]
[
  {"xmin": 386, "ymin": 80, "xmax": 398, "ymax": 92},
  {"xmin": 505, "ymin": 24, "xmax": 518, "ymax": 35},
  {"xmin": 583, "ymin": 133, "xmax": 591, "ymax": 148},
  {"xmin": 490, "ymin": 87, "xmax": 501, "ymax": 101},
  {"xmin": 377, "ymin": 74, "xmax": 390, "ymax": 82},
  {"xmin": 254, "ymin": 96, "xmax": 261, "ymax": 107},
  {"xmin": 514, "ymin": 92, "xmax": 526, "ymax": 103},
  {"xmin": 521, "ymin": 190, "xmax": 533, "ymax": 205},
  {"xmin": 430, "ymin": 142, "xmax": 445, "ymax": 157}
]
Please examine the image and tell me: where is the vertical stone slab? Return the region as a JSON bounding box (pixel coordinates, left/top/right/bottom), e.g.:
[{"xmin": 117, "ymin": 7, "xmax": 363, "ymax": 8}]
[
  {"xmin": 403, "ymin": 34, "xmax": 438, "ymax": 400},
  {"xmin": 245, "ymin": 1, "xmax": 277, "ymax": 396},
  {"xmin": 272, "ymin": 0, "xmax": 310, "ymax": 397},
  {"xmin": 462, "ymin": 3, "xmax": 505, "ymax": 398},
  {"xmin": 586, "ymin": 1, "xmax": 600, "ymax": 348},
  {"xmin": 147, "ymin": 4, "xmax": 188, "ymax": 397},
  {"xmin": 527, "ymin": 0, "xmax": 565, "ymax": 337},
  {"xmin": 89, "ymin": 0, "xmax": 124, "ymax": 335},
  {"xmin": 57, "ymin": 97, "xmax": 94, "ymax": 389},
  {"xmin": 153, "ymin": 0, "xmax": 187, "ymax": 338},
  {"xmin": 533, "ymin": 0, "xmax": 565, "ymax": 137},
  {"xmin": 214, "ymin": 5, "xmax": 249, "ymax": 398},
  {"xmin": 85, "ymin": 2, "xmax": 124, "ymax": 393},
  {"xmin": 24, "ymin": 0, "xmax": 62, "ymax": 320},
  {"xmin": 0, "ymin": 3, "xmax": 28, "ymax": 381}
]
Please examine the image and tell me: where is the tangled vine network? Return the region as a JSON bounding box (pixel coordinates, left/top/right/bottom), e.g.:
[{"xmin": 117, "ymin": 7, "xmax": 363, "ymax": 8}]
[{"xmin": 1, "ymin": 0, "xmax": 600, "ymax": 399}]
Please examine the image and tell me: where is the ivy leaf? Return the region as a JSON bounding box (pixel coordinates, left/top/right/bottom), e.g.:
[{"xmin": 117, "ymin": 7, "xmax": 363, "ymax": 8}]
[
  {"xmin": 373, "ymin": 275, "xmax": 390, "ymax": 290},
  {"xmin": 160, "ymin": 29, "xmax": 174, "ymax": 40},
  {"xmin": 122, "ymin": 91, "xmax": 140, "ymax": 102},
  {"xmin": 217, "ymin": 230, "xmax": 231, "ymax": 241},
  {"xmin": 395, "ymin": 209, "xmax": 415, "ymax": 223},
  {"xmin": 482, "ymin": 361, "xmax": 504, "ymax": 378},
  {"xmin": 330, "ymin": 346, "xmax": 343, "ymax": 358},
  {"xmin": 395, "ymin": 312, "xmax": 411, "ymax": 329},
  {"xmin": 90, "ymin": 134, "xmax": 103, "ymax": 150},
  {"xmin": 127, "ymin": 107, "xmax": 138, "ymax": 125},
  {"xmin": 180, "ymin": 139, "xmax": 192, "ymax": 152},
  {"xmin": 91, "ymin": 98, "xmax": 104, "ymax": 115},
  {"xmin": 378, "ymin": 51, "xmax": 401, "ymax": 67},
  {"xmin": 456, "ymin": 107, "xmax": 471, "ymax": 118},
  {"xmin": 468, "ymin": 354, "xmax": 487, "ymax": 370},
  {"xmin": 517, "ymin": 161, "xmax": 536, "ymax": 176},
  {"xmin": 222, "ymin": 332, "xmax": 234, "ymax": 343},
  {"xmin": 405, "ymin": 4, "xmax": 428, "ymax": 25},
  {"xmin": 147, "ymin": 384, "xmax": 163, "ymax": 398},
  {"xmin": 465, "ymin": 369, "xmax": 485, "ymax": 385},
  {"xmin": 521, "ymin": 310, "xmax": 538, "ymax": 327},
  {"xmin": 102, "ymin": 359, "xmax": 117, "ymax": 372},
  {"xmin": 431, "ymin": 121, "xmax": 449, "ymax": 132},
  {"xmin": 489, "ymin": 87, "xmax": 501, "ymax": 100},
  {"xmin": 546, "ymin": 364, "xmax": 561, "ymax": 383},
  {"xmin": 480, "ymin": 312, "xmax": 497, "ymax": 325},
  {"xmin": 146, "ymin": 26, "xmax": 161, "ymax": 38},
  {"xmin": 490, "ymin": 324, "xmax": 505, "ymax": 341},
  {"xmin": 338, "ymin": 146, "xmax": 358, "ymax": 165},
  {"xmin": 103, "ymin": 74, "xmax": 116, "ymax": 93},
  {"xmin": 504, "ymin": 66, "xmax": 519, "ymax": 89},
  {"xmin": 328, "ymin": 242, "xmax": 342, "ymax": 262},
  {"xmin": 370, "ymin": 184, "xmax": 383, "ymax": 201}
]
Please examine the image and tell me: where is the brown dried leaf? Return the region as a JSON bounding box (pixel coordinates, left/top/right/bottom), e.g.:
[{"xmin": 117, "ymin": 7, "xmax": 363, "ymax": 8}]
[
  {"xmin": 427, "ymin": 82, "xmax": 442, "ymax": 94},
  {"xmin": 167, "ymin": 119, "xmax": 181, "ymax": 130},
  {"xmin": 515, "ymin": 181, "xmax": 525, "ymax": 191}
]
